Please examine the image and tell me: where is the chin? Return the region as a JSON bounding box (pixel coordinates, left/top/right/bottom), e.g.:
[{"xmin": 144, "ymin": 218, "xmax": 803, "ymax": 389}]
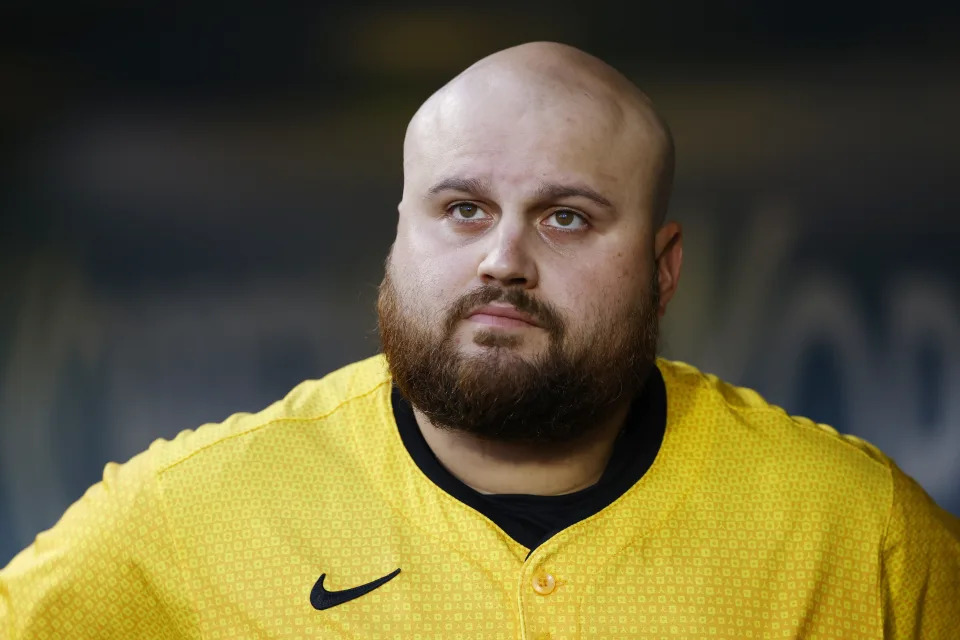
[{"xmin": 458, "ymin": 344, "xmax": 545, "ymax": 374}]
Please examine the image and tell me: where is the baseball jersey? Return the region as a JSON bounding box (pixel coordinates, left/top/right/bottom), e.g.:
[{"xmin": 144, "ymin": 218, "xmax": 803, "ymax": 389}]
[{"xmin": 2, "ymin": 355, "xmax": 959, "ymax": 639}]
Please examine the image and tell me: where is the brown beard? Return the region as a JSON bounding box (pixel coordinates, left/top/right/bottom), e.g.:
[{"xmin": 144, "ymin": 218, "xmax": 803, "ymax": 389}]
[{"xmin": 377, "ymin": 267, "xmax": 660, "ymax": 444}]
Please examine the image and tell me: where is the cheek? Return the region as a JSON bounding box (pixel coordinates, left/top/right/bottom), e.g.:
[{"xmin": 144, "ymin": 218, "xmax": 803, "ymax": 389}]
[
  {"xmin": 398, "ymin": 210, "xmax": 464, "ymax": 258},
  {"xmin": 400, "ymin": 235, "xmax": 488, "ymax": 300},
  {"xmin": 548, "ymin": 255, "xmax": 647, "ymax": 322},
  {"xmin": 388, "ymin": 243, "xmax": 468, "ymax": 324}
]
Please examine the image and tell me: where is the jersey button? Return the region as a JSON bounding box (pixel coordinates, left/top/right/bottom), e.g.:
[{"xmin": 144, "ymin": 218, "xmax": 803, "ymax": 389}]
[{"xmin": 532, "ymin": 572, "xmax": 556, "ymax": 595}]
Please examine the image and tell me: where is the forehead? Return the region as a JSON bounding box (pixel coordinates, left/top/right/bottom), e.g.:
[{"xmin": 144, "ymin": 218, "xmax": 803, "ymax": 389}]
[{"xmin": 406, "ymin": 84, "xmax": 655, "ymax": 205}]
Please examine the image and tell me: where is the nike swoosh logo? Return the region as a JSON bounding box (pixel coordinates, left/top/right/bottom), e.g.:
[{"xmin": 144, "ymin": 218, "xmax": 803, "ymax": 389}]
[{"xmin": 310, "ymin": 568, "xmax": 401, "ymax": 611}]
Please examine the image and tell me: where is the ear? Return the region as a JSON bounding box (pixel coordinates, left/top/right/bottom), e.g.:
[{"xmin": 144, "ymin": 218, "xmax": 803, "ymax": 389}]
[{"xmin": 653, "ymin": 221, "xmax": 683, "ymax": 317}]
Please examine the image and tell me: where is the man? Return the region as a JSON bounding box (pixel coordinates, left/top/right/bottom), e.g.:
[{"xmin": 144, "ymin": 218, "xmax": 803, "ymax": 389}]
[{"xmin": 2, "ymin": 42, "xmax": 958, "ymax": 639}]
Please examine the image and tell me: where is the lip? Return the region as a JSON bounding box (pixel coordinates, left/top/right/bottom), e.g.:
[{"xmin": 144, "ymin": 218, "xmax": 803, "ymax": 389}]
[{"xmin": 466, "ymin": 304, "xmax": 541, "ymax": 328}]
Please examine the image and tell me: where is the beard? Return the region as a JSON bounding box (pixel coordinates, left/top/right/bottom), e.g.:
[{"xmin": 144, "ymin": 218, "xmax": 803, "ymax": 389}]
[{"xmin": 377, "ymin": 267, "xmax": 660, "ymax": 445}]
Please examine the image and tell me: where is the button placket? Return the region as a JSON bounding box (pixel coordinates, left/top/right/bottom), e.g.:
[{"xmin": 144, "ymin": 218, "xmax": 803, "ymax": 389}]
[{"xmin": 521, "ymin": 548, "xmax": 568, "ymax": 639}]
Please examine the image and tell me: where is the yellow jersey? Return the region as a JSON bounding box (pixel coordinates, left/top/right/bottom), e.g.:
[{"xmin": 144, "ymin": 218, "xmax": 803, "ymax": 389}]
[{"xmin": 2, "ymin": 356, "xmax": 959, "ymax": 639}]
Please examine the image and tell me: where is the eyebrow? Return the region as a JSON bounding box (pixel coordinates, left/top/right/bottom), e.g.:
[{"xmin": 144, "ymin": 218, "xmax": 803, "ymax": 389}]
[
  {"xmin": 535, "ymin": 182, "xmax": 613, "ymax": 209},
  {"xmin": 427, "ymin": 176, "xmax": 614, "ymax": 209},
  {"xmin": 427, "ymin": 177, "xmax": 492, "ymax": 198}
]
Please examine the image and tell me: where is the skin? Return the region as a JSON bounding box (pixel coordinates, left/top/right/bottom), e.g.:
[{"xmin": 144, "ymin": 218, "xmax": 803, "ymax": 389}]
[{"xmin": 388, "ymin": 42, "xmax": 683, "ymax": 495}]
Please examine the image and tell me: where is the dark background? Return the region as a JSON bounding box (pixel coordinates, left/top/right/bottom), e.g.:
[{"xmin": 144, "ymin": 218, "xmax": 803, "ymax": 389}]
[{"xmin": 2, "ymin": 2, "xmax": 959, "ymax": 563}]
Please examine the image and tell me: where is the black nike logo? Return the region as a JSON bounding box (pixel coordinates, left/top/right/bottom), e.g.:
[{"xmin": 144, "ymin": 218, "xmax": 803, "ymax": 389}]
[{"xmin": 310, "ymin": 568, "xmax": 401, "ymax": 611}]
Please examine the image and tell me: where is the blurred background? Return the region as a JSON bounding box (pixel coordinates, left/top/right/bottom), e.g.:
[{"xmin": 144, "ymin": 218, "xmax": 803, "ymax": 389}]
[{"xmin": 2, "ymin": 1, "xmax": 959, "ymax": 563}]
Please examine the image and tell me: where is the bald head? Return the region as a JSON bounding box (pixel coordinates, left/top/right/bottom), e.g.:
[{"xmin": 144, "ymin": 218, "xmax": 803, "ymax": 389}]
[{"xmin": 403, "ymin": 42, "xmax": 674, "ymax": 226}]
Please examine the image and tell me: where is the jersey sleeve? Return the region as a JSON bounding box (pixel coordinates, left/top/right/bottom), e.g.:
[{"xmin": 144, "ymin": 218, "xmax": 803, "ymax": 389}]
[
  {"xmin": 0, "ymin": 441, "xmax": 197, "ymax": 639},
  {"xmin": 880, "ymin": 460, "xmax": 960, "ymax": 639}
]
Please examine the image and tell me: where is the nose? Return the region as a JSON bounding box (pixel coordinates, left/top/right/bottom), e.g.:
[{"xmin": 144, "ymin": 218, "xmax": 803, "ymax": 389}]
[{"xmin": 476, "ymin": 218, "xmax": 539, "ymax": 288}]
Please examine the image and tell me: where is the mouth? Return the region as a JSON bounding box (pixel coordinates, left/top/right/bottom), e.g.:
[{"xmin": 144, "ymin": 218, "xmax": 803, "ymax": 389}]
[{"xmin": 466, "ymin": 304, "xmax": 541, "ymax": 329}]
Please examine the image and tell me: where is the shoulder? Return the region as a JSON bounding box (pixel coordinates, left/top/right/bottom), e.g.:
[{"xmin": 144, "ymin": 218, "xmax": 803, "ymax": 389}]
[
  {"xmin": 142, "ymin": 354, "xmax": 392, "ymax": 476},
  {"xmin": 656, "ymin": 359, "xmax": 960, "ymax": 631},
  {"xmin": 656, "ymin": 357, "xmax": 896, "ymax": 497}
]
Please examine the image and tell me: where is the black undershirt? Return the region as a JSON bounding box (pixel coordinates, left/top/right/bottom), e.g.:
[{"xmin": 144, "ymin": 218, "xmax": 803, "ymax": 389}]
[{"xmin": 392, "ymin": 368, "xmax": 667, "ymax": 551}]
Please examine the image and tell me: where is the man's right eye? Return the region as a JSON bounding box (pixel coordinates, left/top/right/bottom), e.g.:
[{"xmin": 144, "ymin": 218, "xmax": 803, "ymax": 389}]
[{"xmin": 450, "ymin": 203, "xmax": 483, "ymax": 219}]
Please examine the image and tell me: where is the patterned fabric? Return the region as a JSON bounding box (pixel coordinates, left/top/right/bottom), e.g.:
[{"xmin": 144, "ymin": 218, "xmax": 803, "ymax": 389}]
[{"xmin": 2, "ymin": 355, "xmax": 958, "ymax": 639}]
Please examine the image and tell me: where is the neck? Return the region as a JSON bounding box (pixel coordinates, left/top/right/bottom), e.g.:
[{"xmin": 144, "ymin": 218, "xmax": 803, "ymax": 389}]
[{"xmin": 413, "ymin": 400, "xmax": 633, "ymax": 495}]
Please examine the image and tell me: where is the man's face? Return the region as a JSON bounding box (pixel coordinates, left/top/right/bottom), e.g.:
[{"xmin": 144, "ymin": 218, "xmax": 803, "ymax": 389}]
[{"xmin": 379, "ymin": 79, "xmax": 664, "ymax": 443}]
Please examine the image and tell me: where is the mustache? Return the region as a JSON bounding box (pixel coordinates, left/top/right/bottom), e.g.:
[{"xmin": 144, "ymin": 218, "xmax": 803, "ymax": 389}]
[{"xmin": 444, "ymin": 285, "xmax": 564, "ymax": 338}]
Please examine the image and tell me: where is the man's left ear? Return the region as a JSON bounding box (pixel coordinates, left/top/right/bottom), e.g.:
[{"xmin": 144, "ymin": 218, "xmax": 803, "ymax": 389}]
[{"xmin": 653, "ymin": 221, "xmax": 683, "ymax": 317}]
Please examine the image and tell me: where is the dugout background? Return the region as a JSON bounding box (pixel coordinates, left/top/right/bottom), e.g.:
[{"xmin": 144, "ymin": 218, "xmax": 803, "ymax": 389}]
[{"xmin": 2, "ymin": 1, "xmax": 959, "ymax": 563}]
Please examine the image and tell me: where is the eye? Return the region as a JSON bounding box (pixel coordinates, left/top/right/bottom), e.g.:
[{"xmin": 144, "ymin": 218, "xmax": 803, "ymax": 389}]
[
  {"xmin": 543, "ymin": 209, "xmax": 587, "ymax": 230},
  {"xmin": 449, "ymin": 202, "xmax": 488, "ymax": 221}
]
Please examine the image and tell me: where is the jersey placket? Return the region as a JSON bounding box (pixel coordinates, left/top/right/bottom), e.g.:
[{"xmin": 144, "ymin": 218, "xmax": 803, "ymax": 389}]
[{"xmin": 518, "ymin": 544, "xmax": 579, "ymax": 640}]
